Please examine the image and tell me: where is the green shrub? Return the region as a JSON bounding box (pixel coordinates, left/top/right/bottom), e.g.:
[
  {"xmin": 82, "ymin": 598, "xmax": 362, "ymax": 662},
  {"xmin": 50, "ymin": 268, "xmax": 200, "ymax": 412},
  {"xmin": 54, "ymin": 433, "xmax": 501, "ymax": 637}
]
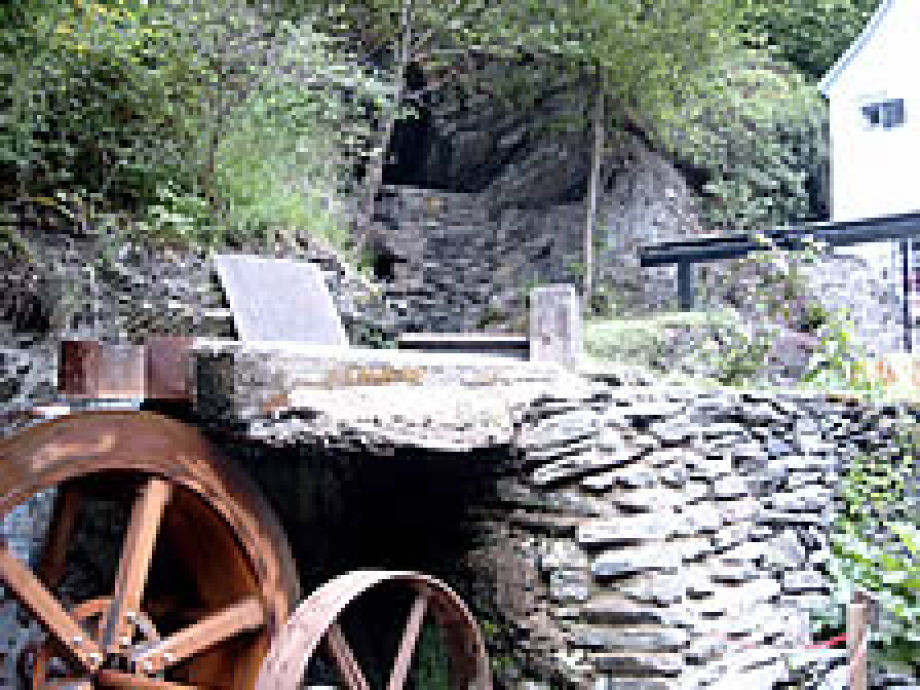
[
  {"xmin": 815, "ymin": 429, "xmax": 920, "ymax": 670},
  {"xmin": 2, "ymin": 2, "xmax": 377, "ymax": 250},
  {"xmin": 660, "ymin": 50, "xmax": 827, "ymax": 233},
  {"xmin": 584, "ymin": 310, "xmax": 748, "ymax": 382}
]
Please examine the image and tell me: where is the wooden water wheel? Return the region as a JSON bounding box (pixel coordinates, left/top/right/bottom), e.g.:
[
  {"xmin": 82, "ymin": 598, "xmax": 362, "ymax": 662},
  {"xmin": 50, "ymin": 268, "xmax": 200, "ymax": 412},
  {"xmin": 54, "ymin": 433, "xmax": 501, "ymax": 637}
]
[{"xmin": 0, "ymin": 411, "xmax": 299, "ymax": 689}]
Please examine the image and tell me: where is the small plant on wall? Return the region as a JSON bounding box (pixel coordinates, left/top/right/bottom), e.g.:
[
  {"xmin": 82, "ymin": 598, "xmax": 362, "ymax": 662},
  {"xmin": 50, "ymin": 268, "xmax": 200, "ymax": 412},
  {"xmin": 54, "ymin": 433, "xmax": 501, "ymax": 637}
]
[{"xmin": 815, "ymin": 426, "xmax": 920, "ymax": 672}]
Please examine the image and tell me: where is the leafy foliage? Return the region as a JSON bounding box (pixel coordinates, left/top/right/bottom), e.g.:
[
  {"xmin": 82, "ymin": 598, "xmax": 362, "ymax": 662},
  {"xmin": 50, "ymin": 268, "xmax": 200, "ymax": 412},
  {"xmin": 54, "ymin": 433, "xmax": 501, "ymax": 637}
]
[
  {"xmin": 741, "ymin": 0, "xmax": 878, "ymax": 80},
  {"xmin": 661, "ymin": 51, "xmax": 827, "ymax": 232},
  {"xmin": 0, "ymin": 0, "xmax": 871, "ymax": 251},
  {"xmin": 817, "ymin": 428, "xmax": 920, "ymax": 669},
  {"xmin": 708, "ymin": 233, "xmax": 875, "ymax": 389},
  {"xmin": 1, "ymin": 0, "xmax": 380, "ymax": 248}
]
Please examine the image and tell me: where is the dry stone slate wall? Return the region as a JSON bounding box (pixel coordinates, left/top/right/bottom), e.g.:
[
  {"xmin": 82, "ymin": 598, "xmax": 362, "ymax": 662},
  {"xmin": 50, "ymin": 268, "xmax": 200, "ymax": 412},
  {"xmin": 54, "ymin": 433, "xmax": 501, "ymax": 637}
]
[{"xmin": 462, "ymin": 377, "xmax": 919, "ymax": 689}]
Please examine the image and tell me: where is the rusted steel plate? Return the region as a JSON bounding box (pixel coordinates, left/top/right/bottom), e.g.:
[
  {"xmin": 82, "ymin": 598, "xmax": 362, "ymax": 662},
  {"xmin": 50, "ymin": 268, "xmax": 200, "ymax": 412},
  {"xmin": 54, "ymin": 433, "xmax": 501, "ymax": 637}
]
[
  {"xmin": 213, "ymin": 254, "xmax": 348, "ymax": 345},
  {"xmin": 58, "ymin": 340, "xmax": 100, "ymax": 395},
  {"xmin": 256, "ymin": 570, "xmax": 491, "ymax": 690},
  {"xmin": 59, "ymin": 341, "xmax": 146, "ymax": 399},
  {"xmin": 59, "ymin": 339, "xmax": 194, "ymax": 401},
  {"xmin": 146, "ymin": 337, "xmax": 194, "ymax": 400}
]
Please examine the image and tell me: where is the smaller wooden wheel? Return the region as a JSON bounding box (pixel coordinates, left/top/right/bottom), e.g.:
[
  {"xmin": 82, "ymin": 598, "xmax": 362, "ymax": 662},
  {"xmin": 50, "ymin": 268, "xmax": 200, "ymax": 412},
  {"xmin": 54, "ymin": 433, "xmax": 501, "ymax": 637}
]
[{"xmin": 256, "ymin": 570, "xmax": 492, "ymax": 690}]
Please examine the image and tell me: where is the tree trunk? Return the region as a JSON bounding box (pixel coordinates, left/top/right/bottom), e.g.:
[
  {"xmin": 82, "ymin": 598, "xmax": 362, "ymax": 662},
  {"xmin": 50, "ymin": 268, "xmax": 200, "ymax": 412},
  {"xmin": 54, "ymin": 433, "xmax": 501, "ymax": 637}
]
[
  {"xmin": 584, "ymin": 81, "xmax": 604, "ymax": 311},
  {"xmin": 354, "ymin": 0, "xmax": 413, "ymax": 255}
]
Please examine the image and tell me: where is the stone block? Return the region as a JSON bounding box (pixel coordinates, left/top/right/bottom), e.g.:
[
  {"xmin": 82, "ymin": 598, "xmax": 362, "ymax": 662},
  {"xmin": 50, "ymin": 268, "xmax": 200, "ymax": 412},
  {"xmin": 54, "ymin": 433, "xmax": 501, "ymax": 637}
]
[
  {"xmin": 578, "ymin": 515, "xmax": 673, "ymax": 546},
  {"xmin": 591, "ymin": 545, "xmax": 680, "ymax": 578},
  {"xmin": 590, "ymin": 653, "xmax": 683, "ymax": 676},
  {"xmin": 582, "ymin": 596, "xmax": 682, "ymax": 626},
  {"xmin": 572, "ymin": 627, "xmax": 688, "ymax": 652}
]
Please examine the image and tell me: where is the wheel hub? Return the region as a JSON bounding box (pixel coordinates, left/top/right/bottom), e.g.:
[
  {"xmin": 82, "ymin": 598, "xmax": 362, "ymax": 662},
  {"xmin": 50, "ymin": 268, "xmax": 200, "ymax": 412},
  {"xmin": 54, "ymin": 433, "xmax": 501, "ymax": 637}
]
[{"xmin": 27, "ymin": 596, "xmax": 161, "ymax": 687}]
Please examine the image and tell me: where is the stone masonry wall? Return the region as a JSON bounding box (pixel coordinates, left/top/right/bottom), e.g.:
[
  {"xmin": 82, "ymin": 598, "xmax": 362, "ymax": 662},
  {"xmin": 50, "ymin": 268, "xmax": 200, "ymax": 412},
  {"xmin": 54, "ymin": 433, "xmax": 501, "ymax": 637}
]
[
  {"xmin": 464, "ymin": 377, "xmax": 918, "ymax": 689},
  {"xmin": 182, "ymin": 341, "xmax": 919, "ymax": 689}
]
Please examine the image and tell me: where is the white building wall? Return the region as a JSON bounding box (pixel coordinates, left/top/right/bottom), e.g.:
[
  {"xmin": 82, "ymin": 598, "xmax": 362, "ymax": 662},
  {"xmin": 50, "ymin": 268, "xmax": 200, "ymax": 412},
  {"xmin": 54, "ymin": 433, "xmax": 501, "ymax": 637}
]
[
  {"xmin": 827, "ymin": 0, "xmax": 920, "ymax": 221},
  {"xmin": 822, "ymin": 0, "xmax": 920, "ymax": 354}
]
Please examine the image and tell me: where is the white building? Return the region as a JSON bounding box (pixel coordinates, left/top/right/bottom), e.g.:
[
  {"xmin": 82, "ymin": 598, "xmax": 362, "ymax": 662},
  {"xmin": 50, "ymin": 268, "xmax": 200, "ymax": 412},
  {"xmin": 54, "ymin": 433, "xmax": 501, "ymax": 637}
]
[
  {"xmin": 820, "ymin": 0, "xmax": 919, "ymax": 221},
  {"xmin": 819, "ymin": 0, "xmax": 920, "ymax": 352}
]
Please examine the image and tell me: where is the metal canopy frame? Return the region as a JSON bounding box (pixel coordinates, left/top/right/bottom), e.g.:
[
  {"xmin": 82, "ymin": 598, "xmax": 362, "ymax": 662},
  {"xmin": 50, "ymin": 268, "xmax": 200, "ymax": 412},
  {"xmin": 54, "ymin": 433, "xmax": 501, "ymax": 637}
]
[{"xmin": 638, "ymin": 210, "xmax": 920, "ymax": 352}]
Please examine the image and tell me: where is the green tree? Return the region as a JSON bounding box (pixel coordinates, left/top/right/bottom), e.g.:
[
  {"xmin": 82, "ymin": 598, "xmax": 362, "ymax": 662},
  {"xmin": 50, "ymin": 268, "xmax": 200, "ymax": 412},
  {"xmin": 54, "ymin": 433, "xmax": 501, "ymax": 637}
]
[
  {"xmin": 742, "ymin": 0, "xmax": 878, "ymax": 80},
  {"xmin": 289, "ymin": 0, "xmax": 745, "ymax": 277},
  {"xmin": 1, "ymin": 0, "xmax": 382, "ymax": 248},
  {"xmin": 661, "ymin": 51, "xmax": 827, "ymax": 232}
]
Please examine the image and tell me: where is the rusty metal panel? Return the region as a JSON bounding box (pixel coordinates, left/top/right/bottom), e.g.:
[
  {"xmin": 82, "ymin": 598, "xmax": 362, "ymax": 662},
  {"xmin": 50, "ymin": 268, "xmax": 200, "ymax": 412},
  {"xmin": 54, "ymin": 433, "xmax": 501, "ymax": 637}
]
[
  {"xmin": 95, "ymin": 343, "xmax": 146, "ymax": 398},
  {"xmin": 59, "ymin": 340, "xmax": 101, "ymax": 396},
  {"xmin": 59, "ymin": 341, "xmax": 146, "ymax": 399},
  {"xmin": 146, "ymin": 337, "xmax": 194, "ymax": 400},
  {"xmin": 213, "ymin": 254, "xmax": 348, "ymax": 345}
]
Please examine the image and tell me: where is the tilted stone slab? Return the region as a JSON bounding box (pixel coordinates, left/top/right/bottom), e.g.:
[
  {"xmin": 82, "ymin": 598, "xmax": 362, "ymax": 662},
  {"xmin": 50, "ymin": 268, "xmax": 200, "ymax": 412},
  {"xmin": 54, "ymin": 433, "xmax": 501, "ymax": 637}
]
[
  {"xmin": 531, "ymin": 448, "xmax": 637, "ymax": 486},
  {"xmin": 582, "ymin": 596, "xmax": 685, "ymax": 626},
  {"xmin": 213, "ymin": 254, "xmax": 348, "ymax": 344},
  {"xmin": 590, "ymin": 652, "xmax": 683, "ymax": 676},
  {"xmin": 572, "ymin": 626, "xmax": 688, "ymax": 652}
]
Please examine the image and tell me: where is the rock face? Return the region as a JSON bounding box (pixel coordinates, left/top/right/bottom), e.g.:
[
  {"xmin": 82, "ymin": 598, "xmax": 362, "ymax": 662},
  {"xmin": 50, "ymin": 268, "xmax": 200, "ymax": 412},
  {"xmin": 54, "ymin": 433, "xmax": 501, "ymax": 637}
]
[
  {"xmin": 372, "ymin": 130, "xmax": 702, "ymax": 335},
  {"xmin": 0, "ymin": 230, "xmax": 399, "ymax": 426},
  {"xmin": 372, "ymin": 79, "xmax": 706, "ymax": 334},
  {"xmin": 379, "ymin": 81, "xmax": 902, "ymax": 357}
]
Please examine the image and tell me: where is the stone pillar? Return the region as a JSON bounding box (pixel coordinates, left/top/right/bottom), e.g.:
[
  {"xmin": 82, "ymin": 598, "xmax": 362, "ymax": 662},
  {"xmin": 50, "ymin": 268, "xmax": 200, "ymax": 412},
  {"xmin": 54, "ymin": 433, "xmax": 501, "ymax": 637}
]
[{"xmin": 529, "ymin": 285, "xmax": 582, "ymax": 366}]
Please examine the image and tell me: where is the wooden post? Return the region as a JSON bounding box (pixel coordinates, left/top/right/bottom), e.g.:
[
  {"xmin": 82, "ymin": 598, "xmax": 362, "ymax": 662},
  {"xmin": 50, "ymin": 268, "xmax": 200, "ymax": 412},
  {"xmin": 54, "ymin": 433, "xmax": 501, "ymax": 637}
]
[
  {"xmin": 584, "ymin": 83, "xmax": 604, "ymax": 311},
  {"xmin": 847, "ymin": 590, "xmax": 871, "ymax": 690},
  {"xmin": 529, "ymin": 285, "xmax": 583, "ymax": 367}
]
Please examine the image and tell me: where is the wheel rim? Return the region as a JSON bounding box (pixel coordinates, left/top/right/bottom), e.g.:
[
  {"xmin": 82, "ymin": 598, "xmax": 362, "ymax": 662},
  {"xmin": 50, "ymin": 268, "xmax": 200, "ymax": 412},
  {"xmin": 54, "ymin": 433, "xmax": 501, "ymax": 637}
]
[
  {"xmin": 256, "ymin": 570, "xmax": 492, "ymax": 690},
  {"xmin": 0, "ymin": 412, "xmax": 299, "ymax": 689}
]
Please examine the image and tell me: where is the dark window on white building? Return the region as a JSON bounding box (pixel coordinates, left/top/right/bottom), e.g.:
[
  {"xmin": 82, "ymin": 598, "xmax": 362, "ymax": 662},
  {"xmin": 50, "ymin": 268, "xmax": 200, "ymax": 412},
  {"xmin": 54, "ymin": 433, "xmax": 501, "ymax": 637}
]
[{"xmin": 862, "ymin": 98, "xmax": 906, "ymax": 129}]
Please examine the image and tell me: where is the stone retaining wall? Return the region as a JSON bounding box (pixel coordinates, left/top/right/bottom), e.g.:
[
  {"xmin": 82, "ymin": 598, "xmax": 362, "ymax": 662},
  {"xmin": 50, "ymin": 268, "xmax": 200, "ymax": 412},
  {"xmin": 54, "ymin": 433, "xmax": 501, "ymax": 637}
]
[{"xmin": 463, "ymin": 377, "xmax": 918, "ymax": 688}]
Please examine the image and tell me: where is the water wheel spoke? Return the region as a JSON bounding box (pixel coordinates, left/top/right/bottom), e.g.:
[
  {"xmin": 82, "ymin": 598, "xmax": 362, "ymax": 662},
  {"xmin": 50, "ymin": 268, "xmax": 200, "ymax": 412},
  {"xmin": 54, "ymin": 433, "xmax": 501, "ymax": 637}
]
[
  {"xmin": 325, "ymin": 622, "xmax": 371, "ymax": 690},
  {"xmin": 100, "ymin": 477, "xmax": 171, "ymax": 652},
  {"xmin": 386, "ymin": 590, "xmax": 430, "ymax": 690},
  {"xmin": 37, "ymin": 483, "xmax": 82, "ymax": 589},
  {"xmin": 96, "ymin": 669, "xmax": 202, "ymax": 689},
  {"xmin": 0, "ymin": 539, "xmax": 102, "ymax": 671},
  {"xmin": 130, "ymin": 596, "xmax": 265, "ymax": 674}
]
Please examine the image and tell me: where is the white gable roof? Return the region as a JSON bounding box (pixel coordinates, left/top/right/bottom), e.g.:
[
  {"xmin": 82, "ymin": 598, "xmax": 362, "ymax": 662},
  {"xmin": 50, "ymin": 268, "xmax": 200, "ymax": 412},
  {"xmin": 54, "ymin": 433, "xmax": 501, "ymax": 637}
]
[{"xmin": 819, "ymin": 0, "xmax": 894, "ymax": 96}]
